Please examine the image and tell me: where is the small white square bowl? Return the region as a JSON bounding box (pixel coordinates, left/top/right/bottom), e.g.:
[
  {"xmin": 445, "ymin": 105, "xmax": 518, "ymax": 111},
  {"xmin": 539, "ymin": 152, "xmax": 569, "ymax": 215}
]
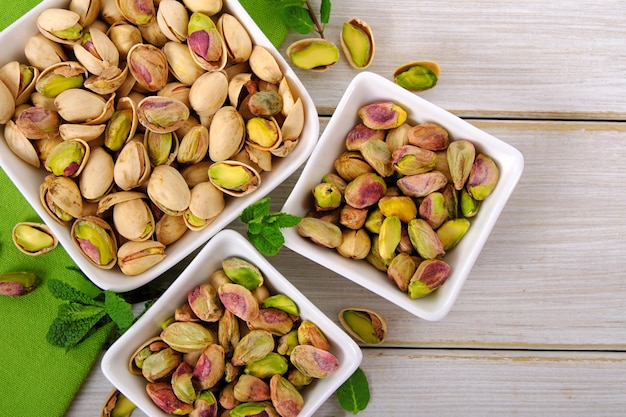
[
  {"xmin": 101, "ymin": 229, "xmax": 362, "ymax": 417},
  {"xmin": 282, "ymin": 71, "xmax": 524, "ymax": 321},
  {"xmin": 0, "ymin": 0, "xmax": 319, "ymax": 292}
]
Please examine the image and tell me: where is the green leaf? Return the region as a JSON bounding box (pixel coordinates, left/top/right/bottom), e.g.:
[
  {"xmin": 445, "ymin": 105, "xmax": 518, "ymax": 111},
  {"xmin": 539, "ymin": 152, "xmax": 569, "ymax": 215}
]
[
  {"xmin": 336, "ymin": 367, "xmax": 370, "ymax": 414},
  {"xmin": 247, "ymin": 226, "xmax": 285, "ymax": 256},
  {"xmin": 46, "ymin": 303, "xmax": 107, "ymax": 349},
  {"xmin": 247, "ymin": 219, "xmax": 265, "ymax": 235},
  {"xmin": 264, "ymin": 212, "xmax": 302, "ymax": 228},
  {"xmin": 282, "ymin": 5, "xmax": 315, "ymax": 34},
  {"xmin": 48, "ymin": 279, "xmax": 101, "ymax": 305},
  {"xmin": 104, "ymin": 290, "xmax": 135, "ymax": 332},
  {"xmin": 239, "ymin": 197, "xmax": 271, "ymax": 224},
  {"xmin": 320, "ymin": 0, "xmax": 331, "ymax": 24}
]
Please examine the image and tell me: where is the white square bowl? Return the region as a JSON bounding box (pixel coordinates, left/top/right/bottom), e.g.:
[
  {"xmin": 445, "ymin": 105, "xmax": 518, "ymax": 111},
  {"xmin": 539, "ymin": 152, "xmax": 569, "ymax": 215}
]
[
  {"xmin": 0, "ymin": 0, "xmax": 319, "ymax": 292},
  {"xmin": 282, "ymin": 71, "xmax": 524, "ymax": 321},
  {"xmin": 101, "ymin": 229, "xmax": 362, "ymax": 417}
]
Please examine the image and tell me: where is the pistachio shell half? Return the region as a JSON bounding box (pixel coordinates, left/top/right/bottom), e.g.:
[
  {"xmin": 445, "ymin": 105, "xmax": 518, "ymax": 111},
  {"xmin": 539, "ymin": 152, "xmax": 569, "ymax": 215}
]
[{"xmin": 12, "ymin": 222, "xmax": 58, "ymax": 256}]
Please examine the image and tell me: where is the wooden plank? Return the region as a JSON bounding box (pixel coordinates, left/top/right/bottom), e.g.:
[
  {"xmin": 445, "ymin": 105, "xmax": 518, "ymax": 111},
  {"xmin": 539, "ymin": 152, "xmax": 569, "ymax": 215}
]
[
  {"xmin": 280, "ymin": 1, "xmax": 626, "ymax": 120},
  {"xmin": 68, "ymin": 349, "xmax": 626, "ymax": 416}
]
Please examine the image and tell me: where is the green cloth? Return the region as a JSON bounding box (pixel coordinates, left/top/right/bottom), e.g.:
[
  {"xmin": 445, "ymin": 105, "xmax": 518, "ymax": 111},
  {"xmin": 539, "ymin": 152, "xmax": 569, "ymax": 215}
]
[
  {"xmin": 239, "ymin": 0, "xmax": 290, "ymax": 48},
  {"xmin": 0, "ymin": 0, "xmax": 40, "ymax": 31}
]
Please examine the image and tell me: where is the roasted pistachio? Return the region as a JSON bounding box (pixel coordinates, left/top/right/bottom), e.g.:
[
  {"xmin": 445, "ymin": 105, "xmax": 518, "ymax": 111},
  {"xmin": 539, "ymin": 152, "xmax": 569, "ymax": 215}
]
[
  {"xmin": 460, "ymin": 187, "xmax": 480, "ymax": 217},
  {"xmin": 358, "ymin": 101, "xmax": 407, "ymax": 130},
  {"xmin": 188, "ymin": 283, "xmax": 223, "ymax": 321},
  {"xmin": 378, "ymin": 196, "xmax": 418, "ymax": 223},
  {"xmin": 232, "ymin": 330, "xmax": 275, "ymax": 366},
  {"xmin": 393, "ymin": 61, "xmax": 440, "ymax": 91},
  {"xmin": 345, "ymin": 123, "xmax": 386, "ymax": 151},
  {"xmin": 160, "ymin": 321, "xmax": 213, "ymax": 353},
  {"xmin": 12, "ymin": 222, "xmax": 57, "ymax": 256},
  {"xmin": 337, "ymin": 228, "xmax": 371, "ymax": 260},
  {"xmin": 208, "ymin": 161, "xmax": 261, "ymax": 197},
  {"xmin": 269, "ymin": 374, "xmax": 304, "ymax": 417},
  {"xmin": 193, "ymin": 343, "xmax": 226, "ymax": 390},
  {"xmin": 71, "ymin": 216, "xmax": 117, "ymax": 269},
  {"xmin": 297, "ymin": 217, "xmax": 342, "ymax": 248},
  {"xmin": 146, "ymin": 382, "xmax": 194, "ymax": 415},
  {"xmin": 378, "ymin": 215, "xmax": 402, "ymax": 260},
  {"xmin": 344, "ymin": 172, "xmax": 387, "ymax": 209},
  {"xmin": 187, "ymin": 11, "xmax": 227, "ymax": 71},
  {"xmin": 340, "ymin": 18, "xmax": 374, "ymax": 69},
  {"xmin": 437, "ymin": 218, "xmax": 471, "ymax": 251},
  {"xmin": 447, "ymin": 139, "xmax": 476, "ymax": 191},
  {"xmin": 218, "ymin": 282, "xmax": 260, "ymax": 322},
  {"xmin": 222, "ymin": 257, "xmax": 264, "ymax": 290},
  {"xmin": 408, "ymin": 259, "xmax": 451, "ymax": 299},
  {"xmin": 408, "ymin": 122, "xmax": 449, "ymax": 151},
  {"xmin": 419, "ymin": 191, "xmax": 448, "ymax": 229},
  {"xmin": 396, "ymin": 170, "xmax": 448, "ymax": 198},
  {"xmin": 359, "ymin": 138, "xmax": 393, "ymax": 177},
  {"xmin": 387, "ymin": 252, "xmax": 417, "ymax": 291},
  {"xmin": 261, "ymin": 294, "xmax": 299, "ymax": 316},
  {"xmin": 0, "ymin": 272, "xmax": 39, "ymax": 296},
  {"xmin": 407, "ymin": 218, "xmax": 445, "ymax": 260},
  {"xmin": 244, "ymin": 352, "xmax": 288, "ymax": 379},
  {"xmin": 467, "ymin": 153, "xmax": 500, "ymax": 200},
  {"xmin": 339, "ymin": 307, "xmax": 387, "ymax": 344},
  {"xmin": 286, "ymin": 38, "xmax": 339, "ymax": 72},
  {"xmin": 289, "ymin": 344, "xmax": 339, "ymax": 379},
  {"xmin": 392, "ymin": 144, "xmax": 437, "ymax": 175}
]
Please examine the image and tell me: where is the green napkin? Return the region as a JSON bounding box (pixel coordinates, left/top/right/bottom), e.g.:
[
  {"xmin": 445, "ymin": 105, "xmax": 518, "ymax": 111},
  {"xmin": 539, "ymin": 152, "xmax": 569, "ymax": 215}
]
[
  {"xmin": 239, "ymin": 0, "xmax": 290, "ymax": 48},
  {"xmin": 0, "ymin": 168, "xmax": 114, "ymax": 417}
]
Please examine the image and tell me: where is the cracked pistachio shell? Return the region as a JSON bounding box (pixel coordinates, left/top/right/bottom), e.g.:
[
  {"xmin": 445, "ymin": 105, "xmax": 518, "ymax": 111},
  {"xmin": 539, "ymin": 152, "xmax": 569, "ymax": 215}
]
[
  {"xmin": 396, "ymin": 170, "xmax": 448, "ymax": 198},
  {"xmin": 181, "ymin": 160, "xmax": 211, "ymax": 187},
  {"xmin": 339, "ymin": 307, "xmax": 387, "ymax": 345},
  {"xmin": 394, "ymin": 60, "xmax": 440, "ymax": 92},
  {"xmin": 157, "ymin": 0, "xmax": 189, "ymax": 42},
  {"xmin": 297, "ymin": 217, "xmax": 342, "ymax": 249},
  {"xmin": 222, "ymin": 256, "xmax": 263, "ymax": 290},
  {"xmin": 145, "ymin": 130, "xmax": 178, "ymax": 167},
  {"xmin": 447, "ymin": 139, "xmax": 476, "ymax": 190},
  {"xmin": 408, "ymin": 259, "xmax": 451, "ymax": 298},
  {"xmin": 280, "ymin": 96, "xmax": 304, "ymax": 142},
  {"xmin": 228, "ymin": 72, "xmax": 253, "ymax": 109},
  {"xmin": 467, "ymin": 153, "xmax": 500, "ymax": 200},
  {"xmin": 137, "ymin": 96, "xmax": 190, "ymax": 134},
  {"xmin": 177, "ymin": 124, "xmax": 209, "ymax": 164},
  {"xmin": 24, "ymin": 34, "xmax": 68, "ymax": 71},
  {"xmin": 3, "ymin": 121, "xmax": 40, "ymax": 167},
  {"xmin": 105, "ymin": 97, "xmax": 137, "ymax": 151},
  {"xmin": 193, "ymin": 343, "xmax": 226, "ymax": 390},
  {"xmin": 360, "ymin": 138, "xmax": 393, "ymax": 177},
  {"xmin": 40, "ymin": 174, "xmax": 83, "ymax": 225},
  {"xmin": 12, "ymin": 222, "xmax": 57, "ymax": 256},
  {"xmin": 155, "ymin": 213, "xmax": 188, "ymax": 246},
  {"xmin": 249, "ymin": 45, "xmax": 283, "ymax": 84},
  {"xmin": 188, "ymin": 282, "xmax": 223, "ymax": 322},
  {"xmin": 147, "ymin": 164, "xmax": 191, "ymax": 215},
  {"xmin": 333, "ymin": 151, "xmax": 373, "ymax": 182},
  {"xmin": 116, "ymin": 0, "xmax": 155, "ymax": 25},
  {"xmin": 419, "ymin": 191, "xmax": 448, "ymax": 229},
  {"xmin": 378, "ymin": 196, "xmax": 417, "ymax": 223},
  {"xmin": 127, "ymin": 44, "xmax": 169, "ymax": 92},
  {"xmin": 0, "ymin": 61, "xmax": 38, "ymax": 105},
  {"xmin": 187, "ymin": 12, "xmax": 227, "ymax": 71},
  {"xmin": 146, "ymin": 382, "xmax": 194, "ymax": 415},
  {"xmin": 387, "ymin": 252, "xmax": 417, "ymax": 292},
  {"xmin": 101, "ymin": 389, "xmax": 136, "ymax": 417},
  {"xmin": 185, "ymin": 181, "xmax": 225, "ymax": 230},
  {"xmin": 182, "ymin": 0, "xmax": 221, "ymax": 14},
  {"xmin": 79, "ymin": 147, "xmax": 115, "ymax": 202},
  {"xmin": 408, "ymin": 122, "xmax": 449, "ymax": 151},
  {"xmin": 234, "ymin": 374, "xmax": 271, "ymax": 402},
  {"xmin": 407, "ymin": 218, "xmax": 445, "ymax": 260},
  {"xmin": 340, "ymin": 18, "xmax": 375, "ymax": 69},
  {"xmin": 346, "ymin": 123, "xmax": 386, "ymax": 151},
  {"xmin": 15, "ymin": 106, "xmax": 60, "ymax": 140},
  {"xmin": 378, "ymin": 215, "xmax": 402, "ymax": 260},
  {"xmin": 36, "ymin": 8, "xmax": 83, "ymax": 45},
  {"xmin": 35, "ymin": 60, "xmax": 86, "ymax": 97},
  {"xmin": 55, "ymin": 88, "xmax": 115, "ymax": 124},
  {"xmin": 208, "ymin": 160, "xmax": 261, "ymax": 197},
  {"xmin": 189, "ymin": 70, "xmax": 229, "ymax": 118},
  {"xmin": 0, "ymin": 272, "xmax": 39, "ymax": 296},
  {"xmin": 118, "ymin": 241, "xmax": 166, "ymax": 275},
  {"xmin": 270, "ymin": 374, "xmax": 304, "ymax": 417},
  {"xmin": 44, "ymin": 138, "xmax": 90, "ymax": 178},
  {"xmin": 138, "ymin": 20, "xmax": 169, "ymax": 48},
  {"xmin": 73, "ymin": 28, "xmax": 120, "ymax": 76},
  {"xmin": 0, "ymin": 80, "xmax": 15, "ymax": 125},
  {"xmin": 231, "ymin": 329, "xmax": 274, "ymax": 366},
  {"xmin": 163, "ymin": 42, "xmax": 204, "ymax": 86},
  {"xmin": 218, "ymin": 13, "xmax": 253, "ymax": 63},
  {"xmin": 248, "ymin": 308, "xmax": 294, "ymax": 336},
  {"xmin": 107, "ymin": 23, "xmax": 142, "ymax": 59},
  {"xmin": 437, "ymin": 218, "xmax": 471, "ymax": 251},
  {"xmin": 71, "ymin": 216, "xmax": 118, "ymax": 268},
  {"xmin": 337, "ymin": 228, "xmax": 371, "ymax": 260},
  {"xmin": 392, "ymin": 144, "xmax": 437, "ymax": 175},
  {"xmin": 289, "ymin": 344, "xmax": 339, "ymax": 379},
  {"xmin": 246, "ymin": 116, "xmax": 282, "ymax": 151},
  {"xmin": 358, "ymin": 101, "xmax": 407, "ymax": 130},
  {"xmin": 161, "ymin": 321, "xmax": 213, "ymax": 353},
  {"xmin": 59, "ymin": 123, "xmax": 106, "ymax": 142},
  {"xmin": 286, "ymin": 38, "xmax": 339, "ymax": 72},
  {"xmin": 84, "ymin": 63, "xmax": 129, "ymax": 95},
  {"xmin": 70, "ymin": 0, "xmax": 101, "ymax": 26},
  {"xmin": 208, "ymin": 105, "xmax": 245, "ymax": 161},
  {"xmin": 219, "ymin": 282, "xmax": 260, "ymax": 322},
  {"xmin": 113, "ymin": 197, "xmax": 155, "ymax": 241},
  {"xmin": 113, "ymin": 139, "xmax": 152, "ymax": 190},
  {"xmin": 344, "ymin": 172, "xmax": 387, "ymax": 209}
]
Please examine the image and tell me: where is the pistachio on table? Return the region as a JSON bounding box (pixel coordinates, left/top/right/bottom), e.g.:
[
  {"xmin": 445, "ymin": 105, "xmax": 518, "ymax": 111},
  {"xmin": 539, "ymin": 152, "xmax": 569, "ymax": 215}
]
[
  {"xmin": 0, "ymin": 0, "xmax": 308, "ymax": 276},
  {"xmin": 0, "ymin": 271, "xmax": 39, "ymax": 296},
  {"xmin": 12, "ymin": 222, "xmax": 58, "ymax": 256},
  {"xmin": 297, "ymin": 101, "xmax": 501, "ymax": 299},
  {"xmin": 129, "ymin": 257, "xmax": 340, "ymax": 416}
]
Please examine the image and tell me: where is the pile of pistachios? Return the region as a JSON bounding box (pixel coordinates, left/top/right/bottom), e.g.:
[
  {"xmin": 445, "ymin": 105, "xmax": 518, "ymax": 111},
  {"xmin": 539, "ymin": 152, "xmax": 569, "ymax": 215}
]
[
  {"xmin": 0, "ymin": 0, "xmax": 307, "ymax": 276},
  {"xmin": 298, "ymin": 101, "xmax": 500, "ymax": 299},
  {"xmin": 125, "ymin": 256, "xmax": 339, "ymax": 417}
]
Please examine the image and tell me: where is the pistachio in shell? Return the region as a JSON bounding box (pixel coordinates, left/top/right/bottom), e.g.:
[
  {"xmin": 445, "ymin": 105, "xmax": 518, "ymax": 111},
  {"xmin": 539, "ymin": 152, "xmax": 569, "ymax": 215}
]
[
  {"xmin": 208, "ymin": 105, "xmax": 245, "ymax": 162},
  {"xmin": 0, "ymin": 80, "xmax": 14, "ymax": 125},
  {"xmin": 71, "ymin": 216, "xmax": 118, "ymax": 269},
  {"xmin": 339, "ymin": 307, "xmax": 387, "ymax": 344},
  {"xmin": 287, "ymin": 38, "xmax": 339, "ymax": 72},
  {"xmin": 393, "ymin": 60, "xmax": 440, "ymax": 91},
  {"xmin": 40, "ymin": 174, "xmax": 84, "ymax": 225},
  {"xmin": 3, "ymin": 120, "xmax": 41, "ymax": 168},
  {"xmin": 187, "ymin": 11, "xmax": 227, "ymax": 71},
  {"xmin": 137, "ymin": 96, "xmax": 190, "ymax": 134},
  {"xmin": 24, "ymin": 34, "xmax": 67, "ymax": 71},
  {"xmin": 208, "ymin": 160, "xmax": 261, "ymax": 197},
  {"xmin": 127, "ymin": 43, "xmax": 169, "ymax": 92},
  {"xmin": 340, "ymin": 18, "xmax": 375, "ymax": 69},
  {"xmin": 147, "ymin": 164, "xmax": 191, "ymax": 216},
  {"xmin": 12, "ymin": 222, "xmax": 58, "ymax": 256},
  {"xmin": 0, "ymin": 61, "xmax": 39, "ymax": 105},
  {"xmin": 156, "ymin": 0, "xmax": 189, "ymax": 42},
  {"xmin": 117, "ymin": 240, "xmax": 166, "ymax": 276},
  {"xmin": 116, "ymin": 0, "xmax": 155, "ymax": 26},
  {"xmin": 36, "ymin": 8, "xmax": 83, "ymax": 45},
  {"xmin": 249, "ymin": 45, "xmax": 283, "ymax": 84},
  {"xmin": 101, "ymin": 389, "xmax": 136, "ymax": 417},
  {"xmin": 217, "ymin": 13, "xmax": 253, "ymax": 63},
  {"xmin": 113, "ymin": 139, "xmax": 152, "ymax": 190},
  {"xmin": 73, "ymin": 28, "xmax": 120, "ymax": 76},
  {"xmin": 184, "ymin": 181, "xmax": 225, "ymax": 230}
]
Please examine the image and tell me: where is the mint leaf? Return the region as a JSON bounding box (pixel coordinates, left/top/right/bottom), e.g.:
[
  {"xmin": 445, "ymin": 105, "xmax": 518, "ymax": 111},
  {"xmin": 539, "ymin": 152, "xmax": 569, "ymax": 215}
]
[
  {"xmin": 264, "ymin": 212, "xmax": 302, "ymax": 228},
  {"xmin": 104, "ymin": 290, "xmax": 135, "ymax": 332},
  {"xmin": 239, "ymin": 197, "xmax": 271, "ymax": 224},
  {"xmin": 282, "ymin": 5, "xmax": 315, "ymax": 34},
  {"xmin": 320, "ymin": 0, "xmax": 331, "ymax": 25},
  {"xmin": 336, "ymin": 367, "xmax": 370, "ymax": 414},
  {"xmin": 46, "ymin": 303, "xmax": 107, "ymax": 349},
  {"xmin": 248, "ymin": 219, "xmax": 264, "ymax": 235},
  {"xmin": 247, "ymin": 226, "xmax": 285, "ymax": 256},
  {"xmin": 48, "ymin": 279, "xmax": 102, "ymax": 305}
]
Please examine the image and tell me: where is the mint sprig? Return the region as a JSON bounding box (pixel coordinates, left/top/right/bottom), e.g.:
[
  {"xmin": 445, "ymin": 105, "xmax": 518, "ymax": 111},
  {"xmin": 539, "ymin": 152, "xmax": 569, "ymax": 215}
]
[
  {"xmin": 336, "ymin": 367, "xmax": 370, "ymax": 414},
  {"xmin": 279, "ymin": 0, "xmax": 332, "ymax": 38},
  {"xmin": 239, "ymin": 197, "xmax": 301, "ymax": 256},
  {"xmin": 46, "ymin": 278, "xmax": 136, "ymax": 350}
]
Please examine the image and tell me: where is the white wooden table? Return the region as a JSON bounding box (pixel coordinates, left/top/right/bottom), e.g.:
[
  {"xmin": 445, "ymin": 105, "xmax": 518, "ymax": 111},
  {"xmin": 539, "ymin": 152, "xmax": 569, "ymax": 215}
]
[{"xmin": 67, "ymin": 1, "xmax": 626, "ymax": 415}]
